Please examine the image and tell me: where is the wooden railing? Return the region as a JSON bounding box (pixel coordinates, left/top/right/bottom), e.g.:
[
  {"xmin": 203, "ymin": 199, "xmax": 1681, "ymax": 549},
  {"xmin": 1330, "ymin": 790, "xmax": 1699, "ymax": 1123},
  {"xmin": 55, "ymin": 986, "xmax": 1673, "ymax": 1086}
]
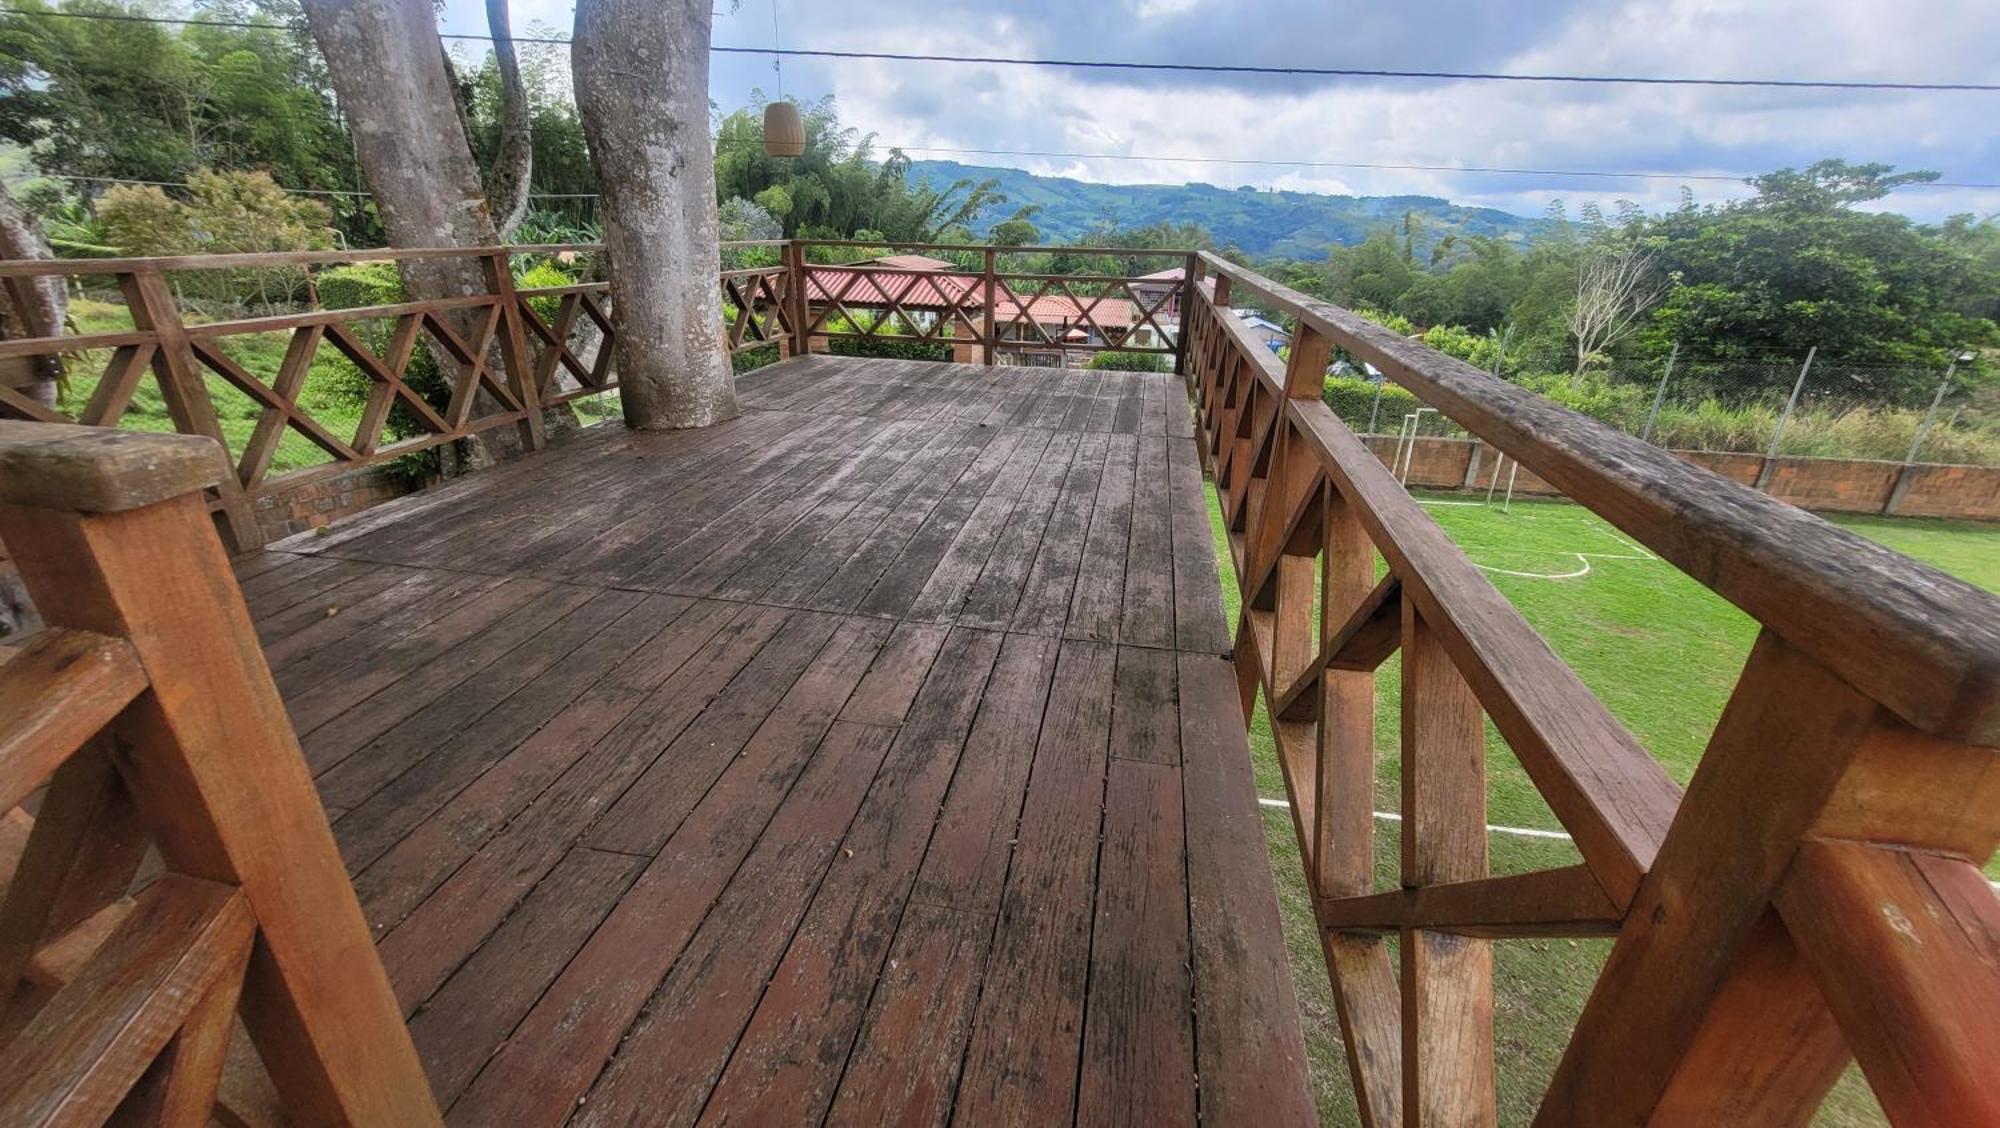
[
  {"xmin": 785, "ymin": 239, "xmax": 1190, "ymax": 365},
  {"xmin": 0, "ymin": 240, "xmax": 1186, "ymax": 552},
  {"xmin": 1184, "ymin": 252, "xmax": 2000, "ymax": 1125},
  {"xmin": 0, "ymin": 423, "xmax": 437, "ymax": 1123},
  {"xmin": 0, "ymin": 244, "xmax": 611, "ymax": 552}
]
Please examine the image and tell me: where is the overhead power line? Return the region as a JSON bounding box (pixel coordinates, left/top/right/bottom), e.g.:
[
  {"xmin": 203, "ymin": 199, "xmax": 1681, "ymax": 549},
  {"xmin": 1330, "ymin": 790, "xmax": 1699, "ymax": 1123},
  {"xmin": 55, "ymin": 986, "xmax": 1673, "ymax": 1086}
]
[
  {"xmin": 7, "ymin": 6, "xmax": 1999, "ymax": 93},
  {"xmin": 708, "ymin": 138, "xmax": 1999, "ymax": 190},
  {"xmin": 38, "ymin": 148, "xmax": 2000, "ymax": 200}
]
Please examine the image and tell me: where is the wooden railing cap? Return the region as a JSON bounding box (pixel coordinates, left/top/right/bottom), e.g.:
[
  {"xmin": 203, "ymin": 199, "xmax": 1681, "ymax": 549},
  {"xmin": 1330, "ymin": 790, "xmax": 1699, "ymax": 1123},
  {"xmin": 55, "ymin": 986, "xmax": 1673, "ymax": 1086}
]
[
  {"xmin": 1195, "ymin": 252, "xmax": 2000, "ymax": 745},
  {"xmin": 0, "ymin": 422, "xmax": 226, "ymax": 513}
]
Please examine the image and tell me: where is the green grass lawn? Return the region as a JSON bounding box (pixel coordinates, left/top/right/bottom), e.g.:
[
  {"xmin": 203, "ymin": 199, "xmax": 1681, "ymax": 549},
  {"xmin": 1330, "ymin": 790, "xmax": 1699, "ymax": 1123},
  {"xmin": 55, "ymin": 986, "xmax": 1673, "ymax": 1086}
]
[{"xmin": 1209, "ymin": 485, "xmax": 2000, "ymax": 1126}]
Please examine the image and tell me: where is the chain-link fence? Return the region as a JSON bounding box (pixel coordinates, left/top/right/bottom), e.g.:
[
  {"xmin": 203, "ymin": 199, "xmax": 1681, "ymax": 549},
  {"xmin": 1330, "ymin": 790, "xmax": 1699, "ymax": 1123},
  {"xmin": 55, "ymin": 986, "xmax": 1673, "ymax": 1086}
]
[{"xmin": 1324, "ymin": 349, "xmax": 1997, "ymax": 467}]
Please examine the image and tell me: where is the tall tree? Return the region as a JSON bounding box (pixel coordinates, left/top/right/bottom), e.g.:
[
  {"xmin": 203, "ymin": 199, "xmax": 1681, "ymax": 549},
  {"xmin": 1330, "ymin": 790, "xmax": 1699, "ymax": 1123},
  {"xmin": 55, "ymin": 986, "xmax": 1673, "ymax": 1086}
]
[
  {"xmin": 573, "ymin": 0, "xmax": 734, "ymax": 429},
  {"xmin": 299, "ymin": 0, "xmax": 496, "ymax": 304},
  {"xmin": 1567, "ymin": 241, "xmax": 1665, "ymax": 378},
  {"xmin": 482, "ymin": 0, "xmax": 532, "ymax": 237},
  {"xmin": 0, "ymin": 179, "xmax": 64, "ymax": 409}
]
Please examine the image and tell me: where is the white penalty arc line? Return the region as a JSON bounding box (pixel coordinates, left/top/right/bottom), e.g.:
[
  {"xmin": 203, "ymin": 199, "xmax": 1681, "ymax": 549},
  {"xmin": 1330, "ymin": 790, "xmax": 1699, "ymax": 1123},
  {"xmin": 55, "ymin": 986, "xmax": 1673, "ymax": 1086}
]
[{"xmin": 1409, "ymin": 500, "xmax": 1663, "ymax": 581}]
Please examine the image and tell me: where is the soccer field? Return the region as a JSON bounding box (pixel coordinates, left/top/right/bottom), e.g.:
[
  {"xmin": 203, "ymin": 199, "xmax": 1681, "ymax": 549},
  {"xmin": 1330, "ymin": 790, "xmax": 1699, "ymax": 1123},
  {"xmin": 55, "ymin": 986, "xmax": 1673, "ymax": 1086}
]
[{"xmin": 1208, "ymin": 486, "xmax": 2000, "ymax": 1126}]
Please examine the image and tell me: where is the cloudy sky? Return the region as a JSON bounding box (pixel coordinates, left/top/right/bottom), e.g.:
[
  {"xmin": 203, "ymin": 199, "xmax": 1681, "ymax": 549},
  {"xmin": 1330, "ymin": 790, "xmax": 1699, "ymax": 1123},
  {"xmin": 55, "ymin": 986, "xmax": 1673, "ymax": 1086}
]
[{"xmin": 436, "ymin": 0, "xmax": 2000, "ymax": 223}]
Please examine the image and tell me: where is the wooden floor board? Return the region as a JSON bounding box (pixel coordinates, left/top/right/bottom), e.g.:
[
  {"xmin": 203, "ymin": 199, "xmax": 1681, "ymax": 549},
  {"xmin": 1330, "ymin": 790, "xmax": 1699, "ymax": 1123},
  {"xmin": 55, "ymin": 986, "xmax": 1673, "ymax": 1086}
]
[{"xmin": 231, "ymin": 353, "xmax": 1310, "ymax": 1126}]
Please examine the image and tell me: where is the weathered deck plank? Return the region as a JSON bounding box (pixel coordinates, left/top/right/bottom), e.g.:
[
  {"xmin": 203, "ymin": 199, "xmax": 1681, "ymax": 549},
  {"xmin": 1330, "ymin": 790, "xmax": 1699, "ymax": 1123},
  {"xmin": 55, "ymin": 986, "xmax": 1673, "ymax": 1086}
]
[{"xmin": 236, "ymin": 354, "xmax": 1311, "ymax": 1126}]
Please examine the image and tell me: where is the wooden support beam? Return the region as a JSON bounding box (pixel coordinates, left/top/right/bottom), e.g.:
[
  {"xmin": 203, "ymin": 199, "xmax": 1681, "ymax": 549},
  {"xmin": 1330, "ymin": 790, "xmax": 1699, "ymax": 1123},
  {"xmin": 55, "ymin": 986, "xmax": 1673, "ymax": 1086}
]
[
  {"xmin": 0, "ymin": 875, "xmax": 252, "ymax": 1127},
  {"xmin": 117, "ymin": 272, "xmax": 260, "ymax": 552},
  {"xmin": 1314, "ymin": 483, "xmax": 1377, "ymax": 902},
  {"xmin": 1399, "ymin": 602, "xmax": 1496, "ymax": 1127},
  {"xmin": 1276, "ymin": 572, "xmax": 1401, "ymax": 723},
  {"xmin": 1779, "ymin": 841, "xmax": 2000, "ymax": 1125},
  {"xmin": 1321, "ymin": 934, "xmax": 1401, "ymax": 1128},
  {"xmin": 0, "ymin": 425, "xmax": 440, "ymax": 1125},
  {"xmin": 0, "ymin": 629, "xmax": 146, "ymax": 815},
  {"xmin": 1649, "ymin": 911, "xmax": 1849, "ymax": 1125},
  {"xmin": 1318, "ymin": 865, "xmax": 1621, "ymax": 939},
  {"xmin": 1535, "ymin": 633, "xmax": 1876, "ymax": 1126}
]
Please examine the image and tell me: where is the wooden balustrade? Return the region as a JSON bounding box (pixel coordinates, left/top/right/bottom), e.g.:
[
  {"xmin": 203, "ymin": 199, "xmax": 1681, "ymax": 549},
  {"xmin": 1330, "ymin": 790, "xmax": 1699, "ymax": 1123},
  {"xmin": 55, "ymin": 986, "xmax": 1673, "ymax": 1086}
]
[
  {"xmin": 787, "ymin": 239, "xmax": 1189, "ymax": 364},
  {"xmin": 1184, "ymin": 251, "xmax": 2000, "ymax": 1126},
  {"xmin": 0, "ymin": 240, "xmax": 1188, "ymax": 552},
  {"xmin": 0, "ymin": 422, "xmax": 438, "ymax": 1124}
]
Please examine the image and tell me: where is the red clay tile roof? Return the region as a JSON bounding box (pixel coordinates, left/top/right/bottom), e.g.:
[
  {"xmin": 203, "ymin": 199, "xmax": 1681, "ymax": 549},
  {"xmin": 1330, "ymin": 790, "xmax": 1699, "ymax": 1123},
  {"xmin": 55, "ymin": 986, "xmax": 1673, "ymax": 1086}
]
[{"xmin": 804, "ymin": 267, "xmax": 1138, "ymax": 330}]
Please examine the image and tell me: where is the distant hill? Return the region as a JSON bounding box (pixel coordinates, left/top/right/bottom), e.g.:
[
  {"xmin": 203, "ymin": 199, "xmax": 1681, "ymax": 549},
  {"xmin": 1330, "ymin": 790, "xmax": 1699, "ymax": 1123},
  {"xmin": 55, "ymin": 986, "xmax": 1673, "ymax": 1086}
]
[{"xmin": 907, "ymin": 160, "xmax": 1545, "ymax": 260}]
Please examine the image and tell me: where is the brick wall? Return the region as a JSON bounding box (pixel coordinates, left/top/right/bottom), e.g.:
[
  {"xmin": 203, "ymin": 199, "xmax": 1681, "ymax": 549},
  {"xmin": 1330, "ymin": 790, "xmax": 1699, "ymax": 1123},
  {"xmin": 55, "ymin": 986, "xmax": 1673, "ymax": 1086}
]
[
  {"xmin": 1360, "ymin": 435, "xmax": 2000, "ymax": 520},
  {"xmin": 1764, "ymin": 457, "xmax": 1901, "ymax": 512},
  {"xmin": 1887, "ymin": 463, "xmax": 2000, "ymax": 520},
  {"xmin": 251, "ymin": 463, "xmax": 420, "ymax": 542}
]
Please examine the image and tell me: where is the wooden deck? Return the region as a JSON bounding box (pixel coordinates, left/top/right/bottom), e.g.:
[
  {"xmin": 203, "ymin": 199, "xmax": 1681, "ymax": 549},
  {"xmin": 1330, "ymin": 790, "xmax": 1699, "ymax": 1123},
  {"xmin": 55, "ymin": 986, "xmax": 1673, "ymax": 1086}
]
[{"xmin": 230, "ymin": 354, "xmax": 1315, "ymax": 1126}]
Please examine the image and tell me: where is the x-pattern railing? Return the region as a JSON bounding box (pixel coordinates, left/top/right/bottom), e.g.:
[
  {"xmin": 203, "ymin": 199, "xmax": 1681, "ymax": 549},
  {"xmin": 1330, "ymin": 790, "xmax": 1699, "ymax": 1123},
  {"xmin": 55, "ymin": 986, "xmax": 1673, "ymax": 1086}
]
[
  {"xmin": 0, "ymin": 246, "xmax": 611, "ymax": 549},
  {"xmin": 0, "ymin": 239, "xmax": 1189, "ymax": 552},
  {"xmin": 518, "ymin": 283, "xmax": 618, "ymax": 404},
  {"xmin": 1186, "ymin": 251, "xmax": 2000, "ymax": 1126},
  {"xmin": 792, "ymin": 240, "xmax": 1188, "ymax": 362}
]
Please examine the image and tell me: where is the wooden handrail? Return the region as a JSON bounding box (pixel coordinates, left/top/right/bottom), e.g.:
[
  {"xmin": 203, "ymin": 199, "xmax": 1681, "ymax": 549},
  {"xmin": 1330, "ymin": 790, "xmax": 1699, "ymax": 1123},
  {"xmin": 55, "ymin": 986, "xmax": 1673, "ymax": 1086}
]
[
  {"xmin": 1183, "ymin": 257, "xmax": 2000, "ymax": 1126},
  {"xmin": 0, "ymin": 422, "xmax": 441, "ymax": 1124},
  {"xmin": 1200, "ymin": 251, "xmax": 2000, "ymax": 745}
]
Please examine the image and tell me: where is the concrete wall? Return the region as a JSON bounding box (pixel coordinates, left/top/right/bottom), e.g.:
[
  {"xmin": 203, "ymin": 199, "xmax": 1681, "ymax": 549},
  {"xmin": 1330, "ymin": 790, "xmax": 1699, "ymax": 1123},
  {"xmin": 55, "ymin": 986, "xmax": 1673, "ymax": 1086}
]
[{"xmin": 1365, "ymin": 434, "xmax": 2000, "ymax": 521}]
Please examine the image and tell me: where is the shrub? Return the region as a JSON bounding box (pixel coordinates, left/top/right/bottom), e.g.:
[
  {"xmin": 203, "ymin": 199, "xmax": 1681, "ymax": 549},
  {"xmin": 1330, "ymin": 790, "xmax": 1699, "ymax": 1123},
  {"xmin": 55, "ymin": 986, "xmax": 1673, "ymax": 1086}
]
[
  {"xmin": 515, "ymin": 261, "xmax": 573, "ymax": 325},
  {"xmin": 1420, "ymin": 324, "xmax": 1503, "ymax": 371},
  {"xmin": 99, "ymin": 170, "xmax": 335, "ymax": 307},
  {"xmin": 824, "ymin": 312, "xmax": 951, "ymax": 362},
  {"xmin": 1323, "ymin": 374, "xmax": 1418, "ymax": 433},
  {"xmin": 314, "ymin": 261, "xmax": 405, "ymax": 310},
  {"xmin": 1086, "ymin": 349, "xmax": 1165, "ymax": 372}
]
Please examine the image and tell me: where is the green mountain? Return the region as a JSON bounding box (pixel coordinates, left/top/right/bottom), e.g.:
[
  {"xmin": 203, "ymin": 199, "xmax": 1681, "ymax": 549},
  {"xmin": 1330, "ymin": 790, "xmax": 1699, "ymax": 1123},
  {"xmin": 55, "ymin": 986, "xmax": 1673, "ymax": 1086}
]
[{"xmin": 908, "ymin": 160, "xmax": 1545, "ymax": 260}]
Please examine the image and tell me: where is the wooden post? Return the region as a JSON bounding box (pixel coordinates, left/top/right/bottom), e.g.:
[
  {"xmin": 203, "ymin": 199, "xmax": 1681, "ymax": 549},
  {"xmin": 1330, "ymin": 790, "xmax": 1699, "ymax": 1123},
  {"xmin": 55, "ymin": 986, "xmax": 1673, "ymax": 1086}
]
[
  {"xmin": 981, "ymin": 248, "xmax": 998, "ymax": 366},
  {"xmin": 784, "ymin": 240, "xmax": 811, "ymax": 358},
  {"xmin": 1400, "ymin": 601, "xmax": 1496, "ymax": 1126},
  {"xmin": 0, "ymin": 422, "xmax": 442, "ymax": 1125},
  {"xmin": 117, "ymin": 270, "xmax": 261, "ymax": 552},
  {"xmin": 1174, "ymin": 251, "xmax": 1198, "ymax": 377},
  {"xmin": 482, "ymin": 250, "xmax": 546, "ymax": 451}
]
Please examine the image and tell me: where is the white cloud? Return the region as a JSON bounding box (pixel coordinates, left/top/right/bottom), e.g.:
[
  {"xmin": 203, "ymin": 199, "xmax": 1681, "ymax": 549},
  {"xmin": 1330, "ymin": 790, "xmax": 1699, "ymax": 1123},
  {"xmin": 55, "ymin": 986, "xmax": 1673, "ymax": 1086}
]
[{"xmin": 438, "ymin": 0, "xmax": 2000, "ymax": 222}]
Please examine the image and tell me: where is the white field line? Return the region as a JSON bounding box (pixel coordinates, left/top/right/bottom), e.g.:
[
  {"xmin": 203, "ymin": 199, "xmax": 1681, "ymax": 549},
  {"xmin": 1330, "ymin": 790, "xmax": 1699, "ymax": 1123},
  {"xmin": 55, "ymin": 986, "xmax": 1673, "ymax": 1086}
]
[
  {"xmin": 1256, "ymin": 797, "xmax": 1574, "ymax": 841},
  {"xmin": 1413, "ymin": 499, "xmax": 1660, "ymax": 580},
  {"xmin": 1253, "ymin": 799, "xmax": 2000, "ymax": 890}
]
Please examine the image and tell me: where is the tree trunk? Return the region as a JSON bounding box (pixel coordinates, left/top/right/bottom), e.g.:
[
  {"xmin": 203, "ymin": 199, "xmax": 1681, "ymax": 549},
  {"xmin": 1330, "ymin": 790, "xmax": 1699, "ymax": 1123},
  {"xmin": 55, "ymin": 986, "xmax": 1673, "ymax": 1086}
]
[
  {"xmin": 301, "ymin": 0, "xmax": 564, "ymax": 461},
  {"xmin": 0, "ymin": 180, "xmax": 67, "ymax": 410},
  {"xmin": 573, "ymin": 0, "xmax": 736, "ymax": 430},
  {"xmin": 300, "ymin": 0, "xmax": 497, "ymax": 305},
  {"xmin": 485, "ymin": 0, "xmax": 533, "ymax": 239}
]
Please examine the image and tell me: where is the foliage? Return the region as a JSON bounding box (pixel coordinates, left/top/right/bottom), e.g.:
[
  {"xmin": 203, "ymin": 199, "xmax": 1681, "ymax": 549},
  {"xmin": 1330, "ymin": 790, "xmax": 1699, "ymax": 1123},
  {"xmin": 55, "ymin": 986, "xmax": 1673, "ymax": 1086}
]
[
  {"xmin": 718, "ymin": 196, "xmax": 781, "ymax": 269},
  {"xmin": 1322, "ymin": 375, "xmax": 1415, "ymax": 432},
  {"xmin": 454, "ymin": 24, "xmax": 594, "ymax": 200},
  {"xmin": 823, "ymin": 311, "xmax": 952, "ymax": 362},
  {"xmin": 313, "ymin": 259, "xmax": 402, "ymax": 309},
  {"xmin": 1419, "ymin": 324, "xmax": 1503, "ymax": 371},
  {"xmin": 99, "ymin": 169, "xmax": 333, "ymax": 304},
  {"xmin": 715, "ymin": 97, "xmax": 1030, "ymax": 244},
  {"xmin": 1085, "ymin": 349, "xmax": 1165, "ymax": 372},
  {"xmin": 0, "ymin": 0, "xmax": 369, "ymax": 233},
  {"xmin": 1290, "ymin": 161, "xmax": 1998, "ymax": 405}
]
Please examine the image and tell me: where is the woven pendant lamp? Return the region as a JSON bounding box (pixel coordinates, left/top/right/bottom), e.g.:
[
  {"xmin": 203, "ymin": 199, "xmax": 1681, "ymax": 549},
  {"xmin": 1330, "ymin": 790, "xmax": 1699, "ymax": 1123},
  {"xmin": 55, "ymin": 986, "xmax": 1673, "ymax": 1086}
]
[{"xmin": 763, "ymin": 100, "xmax": 806, "ymax": 157}]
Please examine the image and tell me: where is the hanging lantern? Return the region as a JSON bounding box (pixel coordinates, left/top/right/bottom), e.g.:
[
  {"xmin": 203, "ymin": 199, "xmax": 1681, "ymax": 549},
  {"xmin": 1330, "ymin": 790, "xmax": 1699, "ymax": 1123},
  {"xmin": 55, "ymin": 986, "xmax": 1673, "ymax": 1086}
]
[{"xmin": 763, "ymin": 101, "xmax": 806, "ymax": 158}]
